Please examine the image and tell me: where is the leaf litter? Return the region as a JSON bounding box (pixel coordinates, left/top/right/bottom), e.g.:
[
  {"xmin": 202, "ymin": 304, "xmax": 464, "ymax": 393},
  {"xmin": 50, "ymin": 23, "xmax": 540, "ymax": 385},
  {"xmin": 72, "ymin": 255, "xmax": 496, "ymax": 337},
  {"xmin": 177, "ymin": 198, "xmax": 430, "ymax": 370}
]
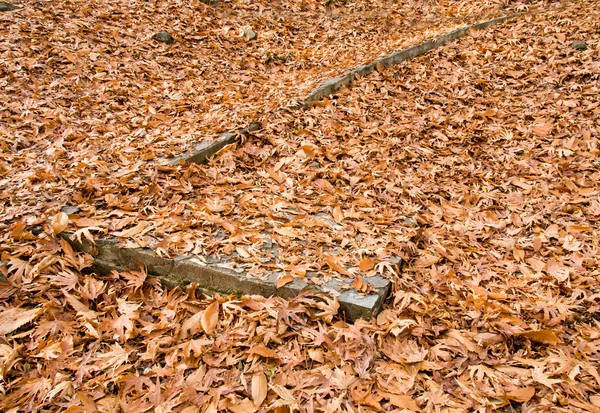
[{"xmin": 1, "ymin": 0, "xmax": 600, "ymax": 411}]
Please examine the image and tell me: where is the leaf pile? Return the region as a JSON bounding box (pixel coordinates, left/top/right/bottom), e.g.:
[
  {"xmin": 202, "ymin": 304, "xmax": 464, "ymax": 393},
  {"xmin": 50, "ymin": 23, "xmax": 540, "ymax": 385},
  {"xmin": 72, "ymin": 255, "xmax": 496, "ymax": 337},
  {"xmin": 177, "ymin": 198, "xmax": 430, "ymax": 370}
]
[{"xmin": 2, "ymin": 0, "xmax": 600, "ymax": 412}]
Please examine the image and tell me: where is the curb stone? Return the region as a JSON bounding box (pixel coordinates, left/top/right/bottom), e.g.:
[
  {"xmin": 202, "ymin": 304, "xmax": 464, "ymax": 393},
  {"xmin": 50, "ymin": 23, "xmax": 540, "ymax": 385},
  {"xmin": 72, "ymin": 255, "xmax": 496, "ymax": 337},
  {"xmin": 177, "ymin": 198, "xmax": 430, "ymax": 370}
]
[
  {"xmin": 65, "ymin": 235, "xmax": 392, "ymax": 321},
  {"xmin": 300, "ymin": 13, "xmax": 527, "ymax": 108},
  {"xmin": 168, "ymin": 122, "xmax": 261, "ymax": 165}
]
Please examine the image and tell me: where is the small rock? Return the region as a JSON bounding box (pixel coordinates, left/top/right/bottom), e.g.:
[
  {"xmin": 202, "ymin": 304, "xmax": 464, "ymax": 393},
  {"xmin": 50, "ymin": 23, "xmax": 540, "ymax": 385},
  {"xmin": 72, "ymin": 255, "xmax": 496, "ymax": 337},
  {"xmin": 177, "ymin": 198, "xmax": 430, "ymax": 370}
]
[
  {"xmin": 61, "ymin": 205, "xmax": 81, "ymax": 215},
  {"xmin": 154, "ymin": 32, "xmax": 175, "ymax": 45},
  {"xmin": 0, "ymin": 2, "xmax": 19, "ymax": 12},
  {"xmin": 243, "ymin": 28, "xmax": 257, "ymax": 41},
  {"xmin": 31, "ymin": 225, "xmax": 44, "ymax": 236},
  {"xmin": 571, "ymin": 40, "xmax": 587, "ymax": 51}
]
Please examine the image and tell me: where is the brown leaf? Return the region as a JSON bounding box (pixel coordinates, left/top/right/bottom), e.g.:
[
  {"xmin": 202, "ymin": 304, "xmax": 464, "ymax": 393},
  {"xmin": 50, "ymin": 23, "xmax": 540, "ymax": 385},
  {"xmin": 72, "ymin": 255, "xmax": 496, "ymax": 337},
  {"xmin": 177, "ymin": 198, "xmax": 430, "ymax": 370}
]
[
  {"xmin": 251, "ymin": 372, "xmax": 268, "ymax": 407},
  {"xmin": 201, "ymin": 301, "xmax": 219, "ymax": 335},
  {"xmin": 414, "ymin": 253, "xmax": 439, "ymax": 268},
  {"xmin": 515, "ymin": 330, "xmax": 561, "ymax": 345},
  {"xmin": 274, "ymin": 227, "xmax": 299, "ymax": 239},
  {"xmin": 0, "ymin": 307, "xmax": 43, "ymax": 335},
  {"xmin": 358, "ymin": 257, "xmax": 375, "ymax": 272},
  {"xmin": 323, "ymin": 255, "xmax": 352, "ymax": 277},
  {"xmin": 332, "ymin": 205, "xmax": 344, "ymax": 223},
  {"xmin": 246, "ymin": 345, "xmax": 279, "ymax": 359},
  {"xmin": 381, "ymin": 392, "xmax": 420, "ymax": 411},
  {"xmin": 276, "ymin": 275, "xmax": 294, "ymax": 288},
  {"xmin": 51, "ymin": 212, "xmax": 69, "ymax": 234},
  {"xmin": 531, "ymin": 123, "xmax": 553, "ymax": 137},
  {"xmin": 506, "ymin": 387, "xmax": 535, "ymax": 403}
]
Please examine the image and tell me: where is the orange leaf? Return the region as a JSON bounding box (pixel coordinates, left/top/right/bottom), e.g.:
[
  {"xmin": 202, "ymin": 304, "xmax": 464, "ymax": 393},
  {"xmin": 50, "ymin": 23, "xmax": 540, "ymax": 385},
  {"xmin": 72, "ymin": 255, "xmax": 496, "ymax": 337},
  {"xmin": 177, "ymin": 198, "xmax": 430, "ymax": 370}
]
[
  {"xmin": 0, "ymin": 307, "xmax": 43, "ymax": 335},
  {"xmin": 277, "ymin": 275, "xmax": 294, "ymax": 288},
  {"xmin": 201, "ymin": 301, "xmax": 219, "ymax": 335},
  {"xmin": 274, "ymin": 227, "xmax": 299, "ymax": 238},
  {"xmin": 51, "ymin": 212, "xmax": 69, "ymax": 234},
  {"xmin": 332, "ymin": 205, "xmax": 344, "ymax": 223},
  {"xmin": 515, "ymin": 330, "xmax": 561, "ymax": 345},
  {"xmin": 324, "ymin": 255, "xmax": 352, "ymax": 277},
  {"xmin": 222, "ymin": 221, "xmax": 238, "ymax": 235},
  {"xmin": 531, "ymin": 123, "xmax": 553, "ymax": 137},
  {"xmin": 545, "ymin": 259, "xmax": 569, "ymax": 283},
  {"xmin": 414, "ymin": 253, "xmax": 439, "ymax": 268},
  {"xmin": 251, "ymin": 372, "xmax": 268, "ymax": 407},
  {"xmin": 113, "ymin": 222, "xmax": 149, "ymax": 238},
  {"xmin": 381, "ymin": 392, "xmax": 420, "ymax": 411},
  {"xmin": 246, "ymin": 345, "xmax": 279, "ymax": 359},
  {"xmin": 358, "ymin": 257, "xmax": 375, "ymax": 272},
  {"xmin": 506, "ymin": 387, "xmax": 535, "ymax": 403}
]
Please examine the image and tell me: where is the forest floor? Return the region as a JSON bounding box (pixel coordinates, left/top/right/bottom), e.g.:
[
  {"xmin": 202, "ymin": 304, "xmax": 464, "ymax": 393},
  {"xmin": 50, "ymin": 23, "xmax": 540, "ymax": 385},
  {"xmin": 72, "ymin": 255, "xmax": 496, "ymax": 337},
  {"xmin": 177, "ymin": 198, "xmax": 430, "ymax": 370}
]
[{"xmin": 2, "ymin": 0, "xmax": 600, "ymax": 412}]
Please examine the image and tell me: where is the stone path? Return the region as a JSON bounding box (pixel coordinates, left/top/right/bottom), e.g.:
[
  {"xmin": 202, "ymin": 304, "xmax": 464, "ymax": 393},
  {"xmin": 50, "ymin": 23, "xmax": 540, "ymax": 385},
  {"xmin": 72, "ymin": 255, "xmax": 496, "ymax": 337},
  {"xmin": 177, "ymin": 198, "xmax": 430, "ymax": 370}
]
[{"xmin": 72, "ymin": 12, "xmax": 531, "ymax": 320}]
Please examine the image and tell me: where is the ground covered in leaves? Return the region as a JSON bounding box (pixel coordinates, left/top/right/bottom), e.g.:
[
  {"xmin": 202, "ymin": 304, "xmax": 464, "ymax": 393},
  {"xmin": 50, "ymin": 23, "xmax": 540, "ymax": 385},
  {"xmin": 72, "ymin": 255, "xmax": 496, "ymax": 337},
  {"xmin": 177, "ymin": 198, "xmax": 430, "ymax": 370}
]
[{"xmin": 2, "ymin": 0, "xmax": 600, "ymax": 412}]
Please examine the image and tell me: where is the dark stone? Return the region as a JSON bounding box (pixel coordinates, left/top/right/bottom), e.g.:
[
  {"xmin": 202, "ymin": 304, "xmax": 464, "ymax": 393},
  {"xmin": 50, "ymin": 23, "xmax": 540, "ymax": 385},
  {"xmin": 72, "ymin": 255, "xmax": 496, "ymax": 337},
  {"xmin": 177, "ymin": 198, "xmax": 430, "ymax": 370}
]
[
  {"xmin": 154, "ymin": 32, "xmax": 175, "ymax": 45},
  {"xmin": 571, "ymin": 40, "xmax": 587, "ymax": 51},
  {"xmin": 31, "ymin": 225, "xmax": 43, "ymax": 236},
  {"xmin": 61, "ymin": 205, "xmax": 81, "ymax": 215},
  {"xmin": 0, "ymin": 2, "xmax": 19, "ymax": 12}
]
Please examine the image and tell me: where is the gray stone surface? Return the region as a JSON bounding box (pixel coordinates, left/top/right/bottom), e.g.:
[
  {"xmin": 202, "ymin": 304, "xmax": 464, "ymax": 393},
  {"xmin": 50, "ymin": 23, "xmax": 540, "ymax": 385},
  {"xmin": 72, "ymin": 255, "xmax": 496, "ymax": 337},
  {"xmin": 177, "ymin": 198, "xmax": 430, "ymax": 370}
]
[
  {"xmin": 571, "ymin": 40, "xmax": 587, "ymax": 51},
  {"xmin": 301, "ymin": 13, "xmax": 525, "ymax": 108},
  {"xmin": 154, "ymin": 32, "xmax": 175, "ymax": 45},
  {"xmin": 65, "ymin": 234, "xmax": 391, "ymax": 321},
  {"xmin": 0, "ymin": 2, "xmax": 18, "ymax": 12},
  {"xmin": 243, "ymin": 28, "xmax": 257, "ymax": 41},
  {"xmin": 61, "ymin": 205, "xmax": 81, "ymax": 215},
  {"xmin": 169, "ymin": 123, "xmax": 260, "ymax": 165}
]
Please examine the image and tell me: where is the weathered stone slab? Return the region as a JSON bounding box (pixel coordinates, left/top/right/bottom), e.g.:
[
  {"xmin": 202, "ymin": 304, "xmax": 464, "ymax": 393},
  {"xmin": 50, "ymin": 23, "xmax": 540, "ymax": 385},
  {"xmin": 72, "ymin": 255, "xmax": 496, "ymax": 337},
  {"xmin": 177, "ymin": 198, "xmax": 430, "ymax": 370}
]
[
  {"xmin": 66, "ymin": 235, "xmax": 391, "ymax": 321},
  {"xmin": 302, "ymin": 13, "xmax": 525, "ymax": 108},
  {"xmin": 169, "ymin": 122, "xmax": 261, "ymax": 165}
]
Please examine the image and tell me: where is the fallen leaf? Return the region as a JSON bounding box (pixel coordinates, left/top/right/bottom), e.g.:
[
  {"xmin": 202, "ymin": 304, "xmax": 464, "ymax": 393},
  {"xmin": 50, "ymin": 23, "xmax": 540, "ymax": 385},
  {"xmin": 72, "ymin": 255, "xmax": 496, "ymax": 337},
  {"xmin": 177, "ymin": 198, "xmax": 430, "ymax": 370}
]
[
  {"xmin": 323, "ymin": 255, "xmax": 352, "ymax": 277},
  {"xmin": 381, "ymin": 392, "xmax": 420, "ymax": 411},
  {"xmin": 51, "ymin": 212, "xmax": 69, "ymax": 234},
  {"xmin": 251, "ymin": 372, "xmax": 268, "ymax": 407},
  {"xmin": 358, "ymin": 257, "xmax": 375, "ymax": 272},
  {"xmin": 246, "ymin": 345, "xmax": 279, "ymax": 359},
  {"xmin": 0, "ymin": 307, "xmax": 43, "ymax": 335},
  {"xmin": 201, "ymin": 301, "xmax": 219, "ymax": 335},
  {"xmin": 414, "ymin": 253, "xmax": 439, "ymax": 268},
  {"xmin": 276, "ymin": 275, "xmax": 294, "ymax": 288},
  {"xmin": 515, "ymin": 330, "xmax": 561, "ymax": 345},
  {"xmin": 506, "ymin": 386, "xmax": 535, "ymax": 402}
]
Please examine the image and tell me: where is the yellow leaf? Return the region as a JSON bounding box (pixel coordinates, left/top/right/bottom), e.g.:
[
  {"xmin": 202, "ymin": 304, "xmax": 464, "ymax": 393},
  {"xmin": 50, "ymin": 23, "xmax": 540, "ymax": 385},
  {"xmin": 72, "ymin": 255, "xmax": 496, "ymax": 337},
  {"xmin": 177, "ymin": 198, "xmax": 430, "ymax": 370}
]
[
  {"xmin": 515, "ymin": 330, "xmax": 561, "ymax": 345},
  {"xmin": 51, "ymin": 212, "xmax": 69, "ymax": 234},
  {"xmin": 201, "ymin": 301, "xmax": 219, "ymax": 335},
  {"xmin": 506, "ymin": 386, "xmax": 535, "ymax": 402},
  {"xmin": 276, "ymin": 275, "xmax": 294, "ymax": 288},
  {"xmin": 358, "ymin": 257, "xmax": 375, "ymax": 272},
  {"xmin": 251, "ymin": 372, "xmax": 268, "ymax": 407}
]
